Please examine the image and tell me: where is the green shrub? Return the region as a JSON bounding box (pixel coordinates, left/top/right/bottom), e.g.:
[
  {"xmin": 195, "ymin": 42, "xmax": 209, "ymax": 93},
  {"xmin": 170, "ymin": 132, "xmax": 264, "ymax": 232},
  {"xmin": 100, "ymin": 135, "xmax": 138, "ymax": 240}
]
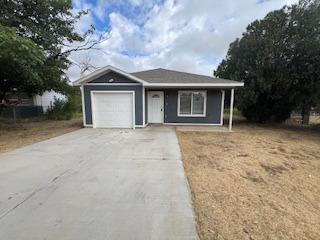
[
  {"xmin": 70, "ymin": 87, "xmax": 82, "ymax": 113},
  {"xmin": 46, "ymin": 97, "xmax": 77, "ymax": 120}
]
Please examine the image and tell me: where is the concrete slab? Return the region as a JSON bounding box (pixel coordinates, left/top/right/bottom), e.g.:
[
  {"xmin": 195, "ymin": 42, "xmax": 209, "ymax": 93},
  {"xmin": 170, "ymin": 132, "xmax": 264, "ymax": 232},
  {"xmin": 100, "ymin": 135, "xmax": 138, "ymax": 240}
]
[
  {"xmin": 0, "ymin": 126, "xmax": 197, "ymax": 240},
  {"xmin": 176, "ymin": 125, "xmax": 229, "ymax": 132}
]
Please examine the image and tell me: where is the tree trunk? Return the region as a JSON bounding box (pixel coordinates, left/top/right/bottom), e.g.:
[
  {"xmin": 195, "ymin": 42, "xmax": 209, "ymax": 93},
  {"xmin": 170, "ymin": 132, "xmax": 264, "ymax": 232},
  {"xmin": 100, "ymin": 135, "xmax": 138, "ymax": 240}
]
[{"xmin": 301, "ymin": 105, "xmax": 311, "ymax": 125}]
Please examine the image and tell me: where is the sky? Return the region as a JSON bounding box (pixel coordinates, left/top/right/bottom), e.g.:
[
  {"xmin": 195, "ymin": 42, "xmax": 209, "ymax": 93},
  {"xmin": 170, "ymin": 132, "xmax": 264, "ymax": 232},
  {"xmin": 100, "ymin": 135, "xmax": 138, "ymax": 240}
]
[{"xmin": 68, "ymin": 0, "xmax": 298, "ymax": 81}]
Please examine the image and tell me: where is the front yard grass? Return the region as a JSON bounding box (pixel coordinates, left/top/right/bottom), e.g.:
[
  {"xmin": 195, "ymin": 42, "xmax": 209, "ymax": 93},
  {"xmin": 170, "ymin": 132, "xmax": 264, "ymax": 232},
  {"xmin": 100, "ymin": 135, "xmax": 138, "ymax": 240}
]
[
  {"xmin": 177, "ymin": 123, "xmax": 320, "ymax": 240},
  {"xmin": 0, "ymin": 117, "xmax": 82, "ymax": 153}
]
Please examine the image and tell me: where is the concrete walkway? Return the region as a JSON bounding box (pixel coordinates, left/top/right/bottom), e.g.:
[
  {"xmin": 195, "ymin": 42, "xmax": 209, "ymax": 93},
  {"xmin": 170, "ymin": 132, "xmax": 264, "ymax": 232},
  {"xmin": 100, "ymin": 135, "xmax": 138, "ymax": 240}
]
[{"xmin": 0, "ymin": 126, "xmax": 197, "ymax": 240}]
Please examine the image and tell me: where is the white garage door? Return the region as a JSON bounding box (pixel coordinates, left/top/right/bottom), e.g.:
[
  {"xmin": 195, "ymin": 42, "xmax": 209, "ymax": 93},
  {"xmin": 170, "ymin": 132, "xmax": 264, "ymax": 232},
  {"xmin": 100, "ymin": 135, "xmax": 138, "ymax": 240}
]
[{"xmin": 92, "ymin": 92, "xmax": 134, "ymax": 128}]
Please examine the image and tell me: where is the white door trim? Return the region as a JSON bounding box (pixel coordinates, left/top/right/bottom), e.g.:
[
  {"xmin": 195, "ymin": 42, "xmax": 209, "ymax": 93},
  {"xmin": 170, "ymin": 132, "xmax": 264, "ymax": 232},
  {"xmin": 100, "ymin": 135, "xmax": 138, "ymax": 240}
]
[
  {"xmin": 90, "ymin": 90, "xmax": 135, "ymax": 129},
  {"xmin": 148, "ymin": 91, "xmax": 164, "ymax": 123}
]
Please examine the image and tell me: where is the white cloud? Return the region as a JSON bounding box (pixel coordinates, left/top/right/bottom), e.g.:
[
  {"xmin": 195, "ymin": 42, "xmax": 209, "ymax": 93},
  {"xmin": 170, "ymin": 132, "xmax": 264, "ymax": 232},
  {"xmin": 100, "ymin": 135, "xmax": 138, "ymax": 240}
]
[{"xmin": 67, "ymin": 0, "xmax": 299, "ymax": 81}]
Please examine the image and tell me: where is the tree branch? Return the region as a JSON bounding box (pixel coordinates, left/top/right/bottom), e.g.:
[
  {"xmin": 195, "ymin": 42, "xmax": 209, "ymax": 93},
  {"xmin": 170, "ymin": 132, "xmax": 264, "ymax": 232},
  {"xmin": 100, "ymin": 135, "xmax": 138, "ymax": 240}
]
[{"xmin": 51, "ymin": 30, "xmax": 110, "ymax": 59}]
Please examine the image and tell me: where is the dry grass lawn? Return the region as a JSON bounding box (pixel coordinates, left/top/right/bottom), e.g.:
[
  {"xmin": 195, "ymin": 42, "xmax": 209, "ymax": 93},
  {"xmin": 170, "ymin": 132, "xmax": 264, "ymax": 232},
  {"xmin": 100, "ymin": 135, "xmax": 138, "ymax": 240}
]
[
  {"xmin": 177, "ymin": 123, "xmax": 320, "ymax": 240},
  {"xmin": 0, "ymin": 117, "xmax": 82, "ymax": 153}
]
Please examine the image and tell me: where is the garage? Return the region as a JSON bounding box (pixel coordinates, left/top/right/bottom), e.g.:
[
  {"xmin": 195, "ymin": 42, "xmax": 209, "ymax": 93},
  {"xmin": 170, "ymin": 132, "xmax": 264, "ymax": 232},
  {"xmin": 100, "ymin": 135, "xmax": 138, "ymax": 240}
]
[{"xmin": 91, "ymin": 91, "xmax": 135, "ymax": 128}]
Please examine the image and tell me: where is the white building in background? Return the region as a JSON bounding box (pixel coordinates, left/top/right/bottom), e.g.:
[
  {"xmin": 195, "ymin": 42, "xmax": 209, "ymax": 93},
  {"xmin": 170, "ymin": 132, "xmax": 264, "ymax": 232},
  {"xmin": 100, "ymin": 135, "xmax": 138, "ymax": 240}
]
[{"xmin": 33, "ymin": 91, "xmax": 67, "ymax": 112}]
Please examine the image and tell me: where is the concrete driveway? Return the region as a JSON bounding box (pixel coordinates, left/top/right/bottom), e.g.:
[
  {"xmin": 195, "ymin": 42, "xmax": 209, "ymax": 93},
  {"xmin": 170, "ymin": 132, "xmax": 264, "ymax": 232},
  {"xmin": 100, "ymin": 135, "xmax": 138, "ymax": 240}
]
[{"xmin": 0, "ymin": 126, "xmax": 197, "ymax": 240}]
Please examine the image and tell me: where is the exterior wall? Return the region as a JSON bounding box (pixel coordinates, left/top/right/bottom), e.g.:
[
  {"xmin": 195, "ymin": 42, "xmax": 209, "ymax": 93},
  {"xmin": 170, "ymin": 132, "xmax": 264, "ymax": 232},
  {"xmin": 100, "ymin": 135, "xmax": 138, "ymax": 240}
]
[
  {"xmin": 83, "ymin": 71, "xmax": 143, "ymax": 126},
  {"xmin": 145, "ymin": 88, "xmax": 148, "ymax": 124},
  {"xmin": 82, "ymin": 70, "xmax": 224, "ymax": 127},
  {"xmin": 83, "ymin": 85, "xmax": 143, "ymax": 126},
  {"xmin": 163, "ymin": 89, "xmax": 223, "ymax": 124},
  {"xmin": 7, "ymin": 92, "xmax": 34, "ymax": 106},
  {"xmin": 33, "ymin": 91, "xmax": 67, "ymax": 112}
]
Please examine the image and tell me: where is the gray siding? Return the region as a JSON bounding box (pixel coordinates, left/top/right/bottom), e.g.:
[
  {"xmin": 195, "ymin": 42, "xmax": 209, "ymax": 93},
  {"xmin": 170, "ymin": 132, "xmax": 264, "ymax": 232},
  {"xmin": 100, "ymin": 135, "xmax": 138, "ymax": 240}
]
[
  {"xmin": 145, "ymin": 88, "xmax": 148, "ymax": 124},
  {"xmin": 91, "ymin": 71, "xmax": 137, "ymax": 83},
  {"xmin": 84, "ymin": 71, "xmax": 143, "ymax": 126},
  {"xmin": 164, "ymin": 89, "xmax": 222, "ymax": 124}
]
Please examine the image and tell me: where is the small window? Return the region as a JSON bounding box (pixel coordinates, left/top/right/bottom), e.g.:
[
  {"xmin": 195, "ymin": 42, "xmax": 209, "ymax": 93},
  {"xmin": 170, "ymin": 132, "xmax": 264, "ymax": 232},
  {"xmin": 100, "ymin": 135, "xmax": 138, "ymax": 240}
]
[{"xmin": 178, "ymin": 91, "xmax": 206, "ymax": 117}]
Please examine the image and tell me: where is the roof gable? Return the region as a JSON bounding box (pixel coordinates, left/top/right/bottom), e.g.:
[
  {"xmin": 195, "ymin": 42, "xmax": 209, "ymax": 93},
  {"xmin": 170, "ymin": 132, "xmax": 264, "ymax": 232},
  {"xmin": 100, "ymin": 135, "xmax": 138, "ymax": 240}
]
[
  {"xmin": 90, "ymin": 71, "xmax": 138, "ymax": 84},
  {"xmin": 73, "ymin": 65, "xmax": 148, "ymax": 85}
]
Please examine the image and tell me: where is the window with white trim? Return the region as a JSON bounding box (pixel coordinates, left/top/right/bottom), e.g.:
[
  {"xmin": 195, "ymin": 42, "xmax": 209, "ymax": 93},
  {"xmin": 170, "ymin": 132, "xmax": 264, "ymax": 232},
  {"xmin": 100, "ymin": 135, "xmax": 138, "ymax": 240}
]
[{"xmin": 178, "ymin": 91, "xmax": 206, "ymax": 117}]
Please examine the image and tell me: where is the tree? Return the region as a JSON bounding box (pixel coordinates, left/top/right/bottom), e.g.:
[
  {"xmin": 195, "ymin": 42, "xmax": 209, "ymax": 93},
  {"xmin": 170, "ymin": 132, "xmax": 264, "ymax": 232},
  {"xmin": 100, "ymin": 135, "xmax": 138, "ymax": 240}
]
[
  {"xmin": 71, "ymin": 54, "xmax": 99, "ymax": 78},
  {"xmin": 286, "ymin": 0, "xmax": 320, "ymax": 124},
  {"xmin": 0, "ymin": 0, "xmax": 104, "ymax": 98},
  {"xmin": 215, "ymin": 0, "xmax": 320, "ymax": 123},
  {"xmin": 0, "ymin": 24, "xmax": 45, "ymax": 102}
]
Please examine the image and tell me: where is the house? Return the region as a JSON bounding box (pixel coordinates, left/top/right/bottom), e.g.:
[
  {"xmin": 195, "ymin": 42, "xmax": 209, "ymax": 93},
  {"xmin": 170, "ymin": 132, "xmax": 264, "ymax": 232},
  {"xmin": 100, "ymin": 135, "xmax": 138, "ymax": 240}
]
[
  {"xmin": 4, "ymin": 90, "xmax": 66, "ymax": 112},
  {"xmin": 33, "ymin": 91, "xmax": 67, "ymax": 112},
  {"xmin": 74, "ymin": 65, "xmax": 244, "ymax": 131},
  {"xmin": 1, "ymin": 91, "xmax": 66, "ymax": 118}
]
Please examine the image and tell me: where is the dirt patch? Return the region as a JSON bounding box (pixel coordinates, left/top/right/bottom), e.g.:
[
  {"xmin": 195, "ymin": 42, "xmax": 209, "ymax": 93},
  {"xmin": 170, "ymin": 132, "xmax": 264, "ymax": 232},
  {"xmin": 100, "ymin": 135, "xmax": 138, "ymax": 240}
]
[
  {"xmin": 0, "ymin": 117, "xmax": 82, "ymax": 153},
  {"xmin": 177, "ymin": 123, "xmax": 320, "ymax": 240},
  {"xmin": 260, "ymin": 163, "xmax": 288, "ymax": 175}
]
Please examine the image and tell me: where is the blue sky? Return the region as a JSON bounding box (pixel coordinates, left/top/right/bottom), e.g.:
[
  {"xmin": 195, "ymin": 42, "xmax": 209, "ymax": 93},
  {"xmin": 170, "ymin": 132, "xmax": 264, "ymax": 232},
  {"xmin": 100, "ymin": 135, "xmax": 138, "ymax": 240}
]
[
  {"xmin": 88, "ymin": 0, "xmax": 165, "ymax": 31},
  {"xmin": 68, "ymin": 0, "xmax": 298, "ymax": 81}
]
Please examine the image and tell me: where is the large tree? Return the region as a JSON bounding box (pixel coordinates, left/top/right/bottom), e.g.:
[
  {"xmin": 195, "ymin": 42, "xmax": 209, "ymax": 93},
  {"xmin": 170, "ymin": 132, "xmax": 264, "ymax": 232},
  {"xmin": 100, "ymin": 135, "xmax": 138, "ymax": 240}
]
[
  {"xmin": 215, "ymin": 0, "xmax": 320, "ymax": 123},
  {"xmin": 0, "ymin": 0, "xmax": 97, "ymax": 100},
  {"xmin": 0, "ymin": 24, "xmax": 45, "ymax": 102},
  {"xmin": 287, "ymin": 0, "xmax": 320, "ymax": 123}
]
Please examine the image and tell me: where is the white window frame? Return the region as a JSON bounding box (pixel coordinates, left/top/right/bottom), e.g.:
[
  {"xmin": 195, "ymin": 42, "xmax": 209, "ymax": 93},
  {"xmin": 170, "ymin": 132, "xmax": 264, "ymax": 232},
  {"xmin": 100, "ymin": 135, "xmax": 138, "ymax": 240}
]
[{"xmin": 177, "ymin": 90, "xmax": 207, "ymax": 117}]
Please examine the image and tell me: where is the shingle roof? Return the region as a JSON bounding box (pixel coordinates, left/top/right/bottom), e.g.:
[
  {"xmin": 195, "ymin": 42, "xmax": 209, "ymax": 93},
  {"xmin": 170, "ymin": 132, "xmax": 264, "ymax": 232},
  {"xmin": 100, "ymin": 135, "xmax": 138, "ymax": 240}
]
[
  {"xmin": 131, "ymin": 68, "xmax": 241, "ymax": 84},
  {"xmin": 73, "ymin": 65, "xmax": 244, "ymax": 87}
]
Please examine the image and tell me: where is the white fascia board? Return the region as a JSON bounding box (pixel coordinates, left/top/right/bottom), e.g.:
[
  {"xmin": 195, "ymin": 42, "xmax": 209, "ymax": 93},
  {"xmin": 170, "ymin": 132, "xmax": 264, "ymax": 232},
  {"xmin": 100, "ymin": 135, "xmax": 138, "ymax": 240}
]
[
  {"xmin": 73, "ymin": 65, "xmax": 148, "ymax": 86},
  {"xmin": 85, "ymin": 83, "xmax": 141, "ymax": 86},
  {"xmin": 144, "ymin": 82, "xmax": 244, "ymax": 87}
]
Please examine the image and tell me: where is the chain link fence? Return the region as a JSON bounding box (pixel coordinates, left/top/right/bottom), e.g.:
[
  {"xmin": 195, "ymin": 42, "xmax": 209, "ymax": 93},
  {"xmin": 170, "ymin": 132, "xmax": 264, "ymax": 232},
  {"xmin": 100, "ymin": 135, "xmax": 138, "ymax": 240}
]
[{"xmin": 0, "ymin": 106, "xmax": 43, "ymax": 120}]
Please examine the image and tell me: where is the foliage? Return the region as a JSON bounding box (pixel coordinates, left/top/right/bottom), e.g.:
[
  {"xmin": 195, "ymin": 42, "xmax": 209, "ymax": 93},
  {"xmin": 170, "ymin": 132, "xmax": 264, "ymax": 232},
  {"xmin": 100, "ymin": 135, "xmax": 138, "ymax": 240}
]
[
  {"xmin": 0, "ymin": 0, "xmax": 91, "ymax": 98},
  {"xmin": 46, "ymin": 97, "xmax": 78, "ymax": 120},
  {"xmin": 46, "ymin": 86, "xmax": 82, "ymax": 120},
  {"xmin": 215, "ymin": 0, "xmax": 320, "ymax": 123},
  {"xmin": 68, "ymin": 86, "xmax": 83, "ymax": 113},
  {"xmin": 0, "ymin": 24, "xmax": 45, "ymax": 101},
  {"xmin": 287, "ymin": 0, "xmax": 320, "ymax": 123},
  {"xmin": 0, "ymin": 0, "xmax": 85, "ymax": 52}
]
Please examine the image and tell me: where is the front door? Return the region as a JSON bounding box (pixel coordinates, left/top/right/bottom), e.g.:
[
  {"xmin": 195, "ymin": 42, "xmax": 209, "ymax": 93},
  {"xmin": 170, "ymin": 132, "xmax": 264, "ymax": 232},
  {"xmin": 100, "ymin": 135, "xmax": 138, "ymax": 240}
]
[{"xmin": 148, "ymin": 91, "xmax": 164, "ymax": 123}]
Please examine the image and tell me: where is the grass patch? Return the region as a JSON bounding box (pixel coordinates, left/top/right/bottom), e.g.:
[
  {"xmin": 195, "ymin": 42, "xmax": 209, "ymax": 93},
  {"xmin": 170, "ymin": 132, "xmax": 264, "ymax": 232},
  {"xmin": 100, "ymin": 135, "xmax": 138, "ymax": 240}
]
[
  {"xmin": 0, "ymin": 116, "xmax": 82, "ymax": 153},
  {"xmin": 177, "ymin": 123, "xmax": 320, "ymax": 240}
]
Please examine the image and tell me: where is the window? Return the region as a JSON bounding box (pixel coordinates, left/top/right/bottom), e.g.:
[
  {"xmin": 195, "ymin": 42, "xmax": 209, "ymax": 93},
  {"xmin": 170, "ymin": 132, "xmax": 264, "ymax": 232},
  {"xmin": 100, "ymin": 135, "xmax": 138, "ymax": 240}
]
[
  {"xmin": 179, "ymin": 92, "xmax": 192, "ymax": 115},
  {"xmin": 178, "ymin": 91, "xmax": 206, "ymax": 117}
]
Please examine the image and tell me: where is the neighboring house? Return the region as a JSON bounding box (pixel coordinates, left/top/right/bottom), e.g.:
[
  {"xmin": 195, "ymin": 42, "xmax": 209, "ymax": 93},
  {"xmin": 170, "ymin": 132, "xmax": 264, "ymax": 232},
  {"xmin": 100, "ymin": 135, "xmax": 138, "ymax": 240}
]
[
  {"xmin": 33, "ymin": 91, "xmax": 67, "ymax": 112},
  {"xmin": 6, "ymin": 91, "xmax": 66, "ymax": 112},
  {"xmin": 74, "ymin": 65, "xmax": 244, "ymax": 131}
]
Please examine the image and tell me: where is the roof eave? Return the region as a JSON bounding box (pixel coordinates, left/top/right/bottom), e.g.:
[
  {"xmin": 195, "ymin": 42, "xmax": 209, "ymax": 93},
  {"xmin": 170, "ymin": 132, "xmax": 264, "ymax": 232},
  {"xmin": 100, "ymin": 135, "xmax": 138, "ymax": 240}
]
[{"xmin": 144, "ymin": 83, "xmax": 244, "ymax": 88}]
